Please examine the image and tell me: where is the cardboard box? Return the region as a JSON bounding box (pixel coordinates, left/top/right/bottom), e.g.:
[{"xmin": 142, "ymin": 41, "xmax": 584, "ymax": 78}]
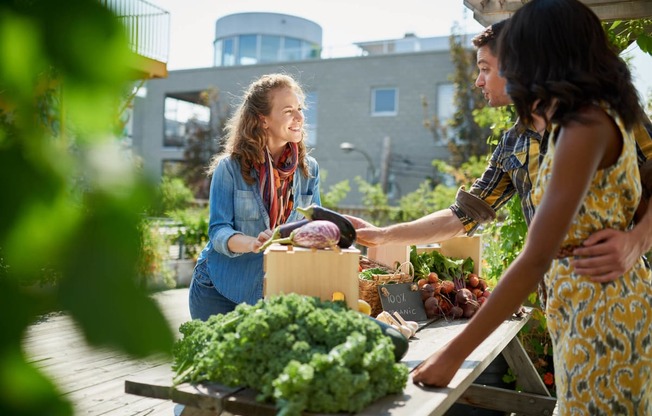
[
  {"xmin": 367, "ymin": 235, "xmax": 483, "ymax": 275},
  {"xmin": 264, "ymin": 245, "xmax": 361, "ymax": 310}
]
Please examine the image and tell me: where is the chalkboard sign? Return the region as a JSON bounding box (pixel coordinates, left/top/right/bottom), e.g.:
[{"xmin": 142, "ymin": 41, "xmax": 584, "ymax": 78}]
[{"xmin": 377, "ymin": 282, "xmax": 428, "ymax": 322}]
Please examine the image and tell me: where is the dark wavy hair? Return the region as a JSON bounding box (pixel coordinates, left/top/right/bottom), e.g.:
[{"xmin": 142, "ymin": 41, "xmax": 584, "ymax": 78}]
[
  {"xmin": 498, "ymin": 0, "xmax": 644, "ymax": 131},
  {"xmin": 472, "ymin": 18, "xmax": 508, "ymax": 54}
]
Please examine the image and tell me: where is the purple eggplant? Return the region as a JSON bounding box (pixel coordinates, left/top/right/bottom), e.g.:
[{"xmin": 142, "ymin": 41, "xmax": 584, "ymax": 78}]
[
  {"xmin": 295, "ymin": 205, "xmax": 356, "ymax": 248},
  {"xmin": 260, "ymin": 220, "xmax": 340, "ymax": 250}
]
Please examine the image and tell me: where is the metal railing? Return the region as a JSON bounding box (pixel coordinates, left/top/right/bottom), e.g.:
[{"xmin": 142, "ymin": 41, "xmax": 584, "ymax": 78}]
[{"xmin": 102, "ymin": 0, "xmax": 170, "ymax": 63}]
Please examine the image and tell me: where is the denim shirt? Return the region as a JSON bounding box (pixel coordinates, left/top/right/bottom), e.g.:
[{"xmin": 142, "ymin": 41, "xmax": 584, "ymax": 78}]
[{"xmin": 194, "ymin": 155, "xmax": 321, "ymax": 305}]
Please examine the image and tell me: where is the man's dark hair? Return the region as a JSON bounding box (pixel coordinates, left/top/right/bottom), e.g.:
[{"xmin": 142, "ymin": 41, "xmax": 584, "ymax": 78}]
[{"xmin": 471, "ymin": 19, "xmax": 508, "ymax": 54}]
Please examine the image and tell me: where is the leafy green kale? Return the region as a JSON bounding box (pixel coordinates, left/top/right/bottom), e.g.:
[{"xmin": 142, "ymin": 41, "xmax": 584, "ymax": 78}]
[{"xmin": 172, "ymin": 293, "xmax": 409, "ymax": 416}]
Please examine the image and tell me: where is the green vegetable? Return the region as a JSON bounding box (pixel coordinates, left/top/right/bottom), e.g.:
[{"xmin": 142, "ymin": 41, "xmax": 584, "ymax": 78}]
[
  {"xmin": 409, "ymin": 245, "xmax": 474, "ymax": 281},
  {"xmin": 367, "ymin": 316, "xmax": 410, "ymax": 361},
  {"xmin": 358, "ymin": 267, "xmax": 391, "ymax": 280},
  {"xmin": 172, "ymin": 293, "xmax": 409, "ymax": 416}
]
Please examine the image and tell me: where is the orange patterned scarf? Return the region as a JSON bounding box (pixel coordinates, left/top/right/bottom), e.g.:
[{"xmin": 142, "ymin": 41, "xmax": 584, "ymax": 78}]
[{"xmin": 256, "ymin": 143, "xmax": 298, "ymax": 228}]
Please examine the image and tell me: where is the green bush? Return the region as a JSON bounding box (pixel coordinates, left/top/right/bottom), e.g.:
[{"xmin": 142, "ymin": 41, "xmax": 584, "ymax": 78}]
[
  {"xmin": 150, "ymin": 176, "xmax": 195, "ymax": 217},
  {"xmin": 136, "ymin": 220, "xmax": 175, "ymax": 290},
  {"xmin": 168, "ymin": 207, "xmax": 209, "ymax": 260}
]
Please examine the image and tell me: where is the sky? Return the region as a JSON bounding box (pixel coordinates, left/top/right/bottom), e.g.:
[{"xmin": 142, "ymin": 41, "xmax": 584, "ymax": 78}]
[{"xmin": 149, "ymin": 0, "xmax": 651, "ymax": 100}]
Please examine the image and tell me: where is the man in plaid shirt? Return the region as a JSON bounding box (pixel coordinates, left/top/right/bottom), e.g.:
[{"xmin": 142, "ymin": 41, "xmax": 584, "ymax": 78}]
[{"xmin": 347, "ymin": 20, "xmax": 652, "ymax": 284}]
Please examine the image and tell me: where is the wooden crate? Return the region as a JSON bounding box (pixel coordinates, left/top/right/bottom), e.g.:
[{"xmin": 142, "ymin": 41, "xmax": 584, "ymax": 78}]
[
  {"xmin": 366, "ymin": 244, "xmax": 410, "ymax": 269},
  {"xmin": 264, "ymin": 245, "xmax": 360, "ymax": 310},
  {"xmin": 416, "ymin": 235, "xmax": 483, "ymax": 275},
  {"xmin": 367, "ymin": 235, "xmax": 483, "ymax": 275}
]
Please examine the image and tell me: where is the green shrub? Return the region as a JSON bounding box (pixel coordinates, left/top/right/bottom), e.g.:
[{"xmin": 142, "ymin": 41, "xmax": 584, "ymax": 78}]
[
  {"xmin": 169, "ymin": 207, "xmax": 209, "ymax": 260},
  {"xmin": 149, "ymin": 176, "xmax": 195, "ymax": 217}
]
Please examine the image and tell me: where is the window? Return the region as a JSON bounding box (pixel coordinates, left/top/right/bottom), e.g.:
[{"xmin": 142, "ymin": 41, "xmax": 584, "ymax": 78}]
[
  {"xmin": 164, "ymin": 97, "xmax": 210, "ymax": 148},
  {"xmin": 283, "ymin": 37, "xmax": 302, "ymax": 61},
  {"xmin": 238, "ymin": 35, "xmax": 258, "ymax": 65},
  {"xmin": 222, "ymin": 38, "xmax": 235, "ymax": 66},
  {"xmin": 260, "ymin": 35, "xmax": 281, "ymax": 63},
  {"xmin": 303, "ymin": 91, "xmax": 318, "ymax": 148},
  {"xmin": 372, "ymin": 87, "xmax": 398, "ymax": 116},
  {"xmin": 437, "ymin": 83, "xmax": 455, "ymax": 142}
]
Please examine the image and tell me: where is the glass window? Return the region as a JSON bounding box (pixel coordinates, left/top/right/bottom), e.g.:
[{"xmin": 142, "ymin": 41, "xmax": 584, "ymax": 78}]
[
  {"xmin": 222, "ymin": 38, "xmax": 235, "ymax": 67},
  {"xmin": 283, "ymin": 37, "xmax": 302, "ymax": 61},
  {"xmin": 437, "ymin": 83, "xmax": 455, "ymax": 122},
  {"xmin": 437, "ymin": 83, "xmax": 455, "ymax": 142},
  {"xmin": 372, "ymin": 88, "xmax": 398, "ymax": 116},
  {"xmin": 238, "ymin": 34, "xmax": 258, "ymax": 65},
  {"xmin": 213, "ymin": 40, "xmax": 223, "ymax": 66},
  {"xmin": 303, "ymin": 91, "xmax": 318, "ymax": 148},
  {"xmin": 260, "ymin": 35, "xmax": 281, "ymax": 63},
  {"xmin": 164, "ymin": 97, "xmax": 210, "ymax": 148}
]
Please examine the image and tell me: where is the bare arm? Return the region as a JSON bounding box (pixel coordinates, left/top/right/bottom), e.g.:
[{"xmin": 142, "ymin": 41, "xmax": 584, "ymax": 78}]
[
  {"xmin": 413, "ymin": 109, "xmax": 613, "ymax": 386},
  {"xmin": 345, "ymin": 208, "xmax": 466, "ymax": 247}
]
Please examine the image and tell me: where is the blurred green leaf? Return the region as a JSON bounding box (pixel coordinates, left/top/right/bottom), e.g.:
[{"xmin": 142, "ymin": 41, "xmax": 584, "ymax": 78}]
[{"xmin": 0, "ymin": 345, "xmax": 72, "ymax": 416}]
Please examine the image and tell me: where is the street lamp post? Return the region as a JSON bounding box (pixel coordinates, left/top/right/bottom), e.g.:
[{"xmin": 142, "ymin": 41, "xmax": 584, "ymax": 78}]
[{"xmin": 339, "ymin": 142, "xmax": 378, "ymax": 184}]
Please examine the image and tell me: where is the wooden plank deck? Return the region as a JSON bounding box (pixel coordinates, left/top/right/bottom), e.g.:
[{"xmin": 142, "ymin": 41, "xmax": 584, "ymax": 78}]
[
  {"xmin": 23, "ymin": 288, "xmax": 559, "ymax": 416},
  {"xmin": 23, "ymin": 288, "xmax": 192, "ymax": 416}
]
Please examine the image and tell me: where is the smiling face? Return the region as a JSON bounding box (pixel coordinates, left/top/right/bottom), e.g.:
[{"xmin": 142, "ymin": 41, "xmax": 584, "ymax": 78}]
[
  {"xmin": 260, "ymin": 86, "xmax": 304, "ymax": 159},
  {"xmin": 475, "ymin": 45, "xmax": 511, "ymax": 108}
]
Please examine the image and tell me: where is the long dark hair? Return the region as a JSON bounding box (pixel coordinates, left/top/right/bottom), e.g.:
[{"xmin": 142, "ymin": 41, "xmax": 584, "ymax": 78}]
[{"xmin": 498, "ymin": 0, "xmax": 644, "ymax": 130}]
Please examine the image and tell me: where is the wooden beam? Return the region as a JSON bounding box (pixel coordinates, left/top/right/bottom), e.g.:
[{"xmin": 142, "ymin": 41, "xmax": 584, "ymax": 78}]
[{"xmin": 464, "ymin": 0, "xmax": 652, "ymax": 27}]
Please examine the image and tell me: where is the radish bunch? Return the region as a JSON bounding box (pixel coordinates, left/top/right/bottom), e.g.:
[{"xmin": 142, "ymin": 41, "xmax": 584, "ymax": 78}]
[{"xmin": 417, "ymin": 272, "xmax": 491, "ymax": 320}]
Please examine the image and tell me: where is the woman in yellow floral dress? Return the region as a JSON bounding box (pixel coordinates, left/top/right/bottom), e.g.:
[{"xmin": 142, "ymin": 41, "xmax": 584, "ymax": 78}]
[{"xmin": 412, "ymin": 0, "xmax": 652, "ymax": 414}]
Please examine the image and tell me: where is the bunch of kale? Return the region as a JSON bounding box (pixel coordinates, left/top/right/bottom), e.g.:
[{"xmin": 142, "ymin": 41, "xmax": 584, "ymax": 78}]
[{"xmin": 172, "ymin": 293, "xmax": 409, "ymax": 416}]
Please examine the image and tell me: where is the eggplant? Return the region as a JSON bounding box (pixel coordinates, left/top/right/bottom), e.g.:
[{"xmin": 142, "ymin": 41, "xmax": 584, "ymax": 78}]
[
  {"xmin": 260, "ymin": 220, "xmax": 340, "ymax": 251},
  {"xmin": 295, "ymin": 205, "xmax": 356, "ymax": 248},
  {"xmin": 277, "ymin": 219, "xmax": 310, "ymax": 238}
]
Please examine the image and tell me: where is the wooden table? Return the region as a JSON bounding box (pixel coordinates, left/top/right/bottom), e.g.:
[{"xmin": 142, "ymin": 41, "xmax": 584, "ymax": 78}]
[{"xmin": 125, "ymin": 308, "xmax": 556, "ymax": 416}]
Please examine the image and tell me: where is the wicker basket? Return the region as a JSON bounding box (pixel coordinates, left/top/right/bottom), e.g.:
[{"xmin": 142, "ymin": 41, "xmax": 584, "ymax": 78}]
[{"xmin": 359, "ymin": 261, "xmax": 414, "ymax": 317}]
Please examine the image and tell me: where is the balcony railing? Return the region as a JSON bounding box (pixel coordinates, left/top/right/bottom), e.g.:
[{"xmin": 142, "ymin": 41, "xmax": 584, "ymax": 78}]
[{"xmin": 102, "ymin": 0, "xmax": 170, "ymax": 67}]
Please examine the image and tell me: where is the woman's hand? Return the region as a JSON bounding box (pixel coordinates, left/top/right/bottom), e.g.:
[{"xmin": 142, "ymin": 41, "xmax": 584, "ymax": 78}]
[
  {"xmin": 412, "ymin": 344, "xmax": 464, "ymax": 387},
  {"xmin": 251, "ymin": 229, "xmax": 273, "ymax": 253}
]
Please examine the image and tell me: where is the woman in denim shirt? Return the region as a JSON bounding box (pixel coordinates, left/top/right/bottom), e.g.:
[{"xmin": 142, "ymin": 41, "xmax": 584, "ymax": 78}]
[{"xmin": 189, "ymin": 74, "xmax": 321, "ymax": 320}]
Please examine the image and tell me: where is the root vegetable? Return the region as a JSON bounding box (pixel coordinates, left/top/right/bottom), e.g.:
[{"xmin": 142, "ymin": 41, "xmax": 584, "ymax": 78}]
[
  {"xmin": 450, "ymin": 305, "xmax": 464, "ymax": 318},
  {"xmin": 455, "ymin": 288, "xmax": 477, "ymax": 306},
  {"xmin": 420, "ymin": 283, "xmax": 435, "ymax": 301},
  {"xmin": 467, "ymin": 273, "xmax": 480, "ymax": 288},
  {"xmin": 440, "ymin": 280, "xmax": 454, "ymax": 295},
  {"xmin": 427, "ymin": 272, "xmax": 439, "ymax": 284},
  {"xmin": 424, "ymin": 296, "xmax": 440, "ymax": 318},
  {"xmin": 463, "ymin": 302, "xmax": 478, "ymax": 318}
]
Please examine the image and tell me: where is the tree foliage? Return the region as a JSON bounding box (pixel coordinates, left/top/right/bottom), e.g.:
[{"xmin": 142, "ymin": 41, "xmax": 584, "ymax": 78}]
[
  {"xmin": 422, "ymin": 23, "xmax": 491, "ymax": 168},
  {"xmin": 0, "ymin": 1, "xmax": 174, "ymax": 414}
]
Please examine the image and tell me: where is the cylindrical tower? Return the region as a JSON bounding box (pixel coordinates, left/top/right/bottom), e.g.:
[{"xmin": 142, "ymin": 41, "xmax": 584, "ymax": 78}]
[{"xmin": 213, "ymin": 12, "xmax": 323, "ymax": 67}]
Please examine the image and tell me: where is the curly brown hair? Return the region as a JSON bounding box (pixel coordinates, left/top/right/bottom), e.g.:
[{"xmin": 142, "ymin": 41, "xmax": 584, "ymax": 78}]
[{"xmin": 208, "ymin": 73, "xmax": 311, "ymax": 184}]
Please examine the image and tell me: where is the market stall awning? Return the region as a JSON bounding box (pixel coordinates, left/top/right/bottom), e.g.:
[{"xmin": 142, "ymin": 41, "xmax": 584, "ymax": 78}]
[{"xmin": 464, "ymin": 0, "xmax": 652, "ymax": 26}]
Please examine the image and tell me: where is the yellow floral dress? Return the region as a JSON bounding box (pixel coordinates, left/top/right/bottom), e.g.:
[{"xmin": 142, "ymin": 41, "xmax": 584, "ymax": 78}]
[{"xmin": 531, "ymin": 107, "xmax": 652, "ymax": 415}]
